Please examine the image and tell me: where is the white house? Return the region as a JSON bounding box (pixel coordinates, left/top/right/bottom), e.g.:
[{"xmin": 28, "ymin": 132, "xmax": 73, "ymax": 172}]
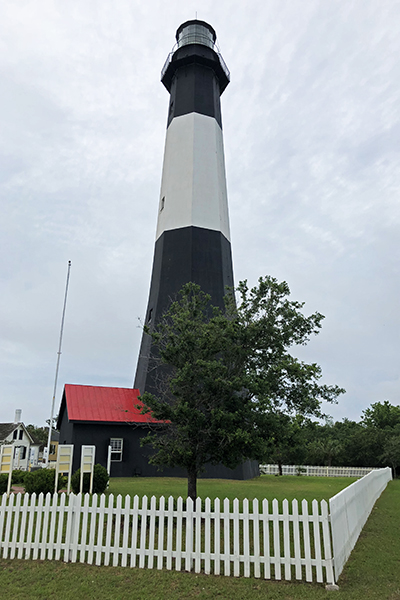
[{"xmin": 0, "ymin": 410, "xmax": 40, "ymax": 470}]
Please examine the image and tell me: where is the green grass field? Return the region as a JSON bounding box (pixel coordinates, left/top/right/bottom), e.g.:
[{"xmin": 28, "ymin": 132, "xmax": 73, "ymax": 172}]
[
  {"xmin": 107, "ymin": 474, "xmax": 356, "ymax": 504},
  {"xmin": 1, "ymin": 477, "xmax": 399, "ymax": 599}
]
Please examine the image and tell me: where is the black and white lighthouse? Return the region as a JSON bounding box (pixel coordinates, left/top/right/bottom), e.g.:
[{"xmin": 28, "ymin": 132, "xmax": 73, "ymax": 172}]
[{"xmin": 135, "ymin": 20, "xmax": 234, "ymax": 397}]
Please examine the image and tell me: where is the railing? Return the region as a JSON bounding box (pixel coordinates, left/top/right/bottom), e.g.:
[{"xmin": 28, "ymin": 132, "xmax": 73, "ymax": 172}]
[
  {"xmin": 0, "ymin": 492, "xmax": 334, "ymax": 584},
  {"xmin": 161, "ymin": 45, "xmax": 230, "ymax": 83},
  {"xmin": 260, "ymin": 464, "xmax": 378, "ymax": 478}
]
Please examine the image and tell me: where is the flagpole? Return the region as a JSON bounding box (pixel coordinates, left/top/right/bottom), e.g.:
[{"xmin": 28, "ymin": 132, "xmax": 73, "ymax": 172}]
[{"xmin": 45, "ymin": 260, "xmax": 71, "ymax": 466}]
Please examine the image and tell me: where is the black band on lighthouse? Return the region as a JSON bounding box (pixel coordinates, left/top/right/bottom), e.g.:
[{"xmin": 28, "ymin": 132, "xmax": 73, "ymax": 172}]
[{"xmin": 166, "ymin": 59, "xmax": 223, "ymax": 128}]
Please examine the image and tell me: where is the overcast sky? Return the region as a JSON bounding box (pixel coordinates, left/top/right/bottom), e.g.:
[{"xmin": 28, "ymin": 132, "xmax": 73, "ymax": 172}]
[{"xmin": 1, "ymin": 0, "xmax": 399, "ymax": 428}]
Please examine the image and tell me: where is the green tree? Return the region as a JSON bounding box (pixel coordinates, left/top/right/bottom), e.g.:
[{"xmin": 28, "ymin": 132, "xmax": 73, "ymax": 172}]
[
  {"xmin": 26, "ymin": 425, "xmax": 49, "ymax": 447},
  {"xmin": 306, "ymin": 437, "xmax": 342, "ymax": 466},
  {"xmin": 362, "ymin": 401, "xmax": 400, "ymax": 429},
  {"xmin": 380, "ymin": 432, "xmax": 400, "ymax": 476},
  {"xmin": 140, "ymin": 277, "xmax": 344, "ymax": 500}
]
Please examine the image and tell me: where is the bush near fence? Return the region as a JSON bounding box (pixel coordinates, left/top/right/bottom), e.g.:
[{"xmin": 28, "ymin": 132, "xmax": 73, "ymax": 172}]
[
  {"xmin": 0, "ymin": 468, "xmax": 392, "ymax": 586},
  {"xmin": 260, "ymin": 464, "xmax": 378, "ymax": 477}
]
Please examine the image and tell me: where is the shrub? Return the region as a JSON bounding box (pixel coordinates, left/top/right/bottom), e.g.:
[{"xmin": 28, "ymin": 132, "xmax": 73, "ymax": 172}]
[
  {"xmin": 23, "ymin": 468, "xmax": 65, "ymax": 495},
  {"xmin": 0, "ymin": 474, "xmax": 9, "ymax": 494},
  {"xmin": 12, "ymin": 469, "xmax": 26, "ymax": 485},
  {"xmin": 71, "ymin": 464, "xmax": 109, "ymax": 494}
]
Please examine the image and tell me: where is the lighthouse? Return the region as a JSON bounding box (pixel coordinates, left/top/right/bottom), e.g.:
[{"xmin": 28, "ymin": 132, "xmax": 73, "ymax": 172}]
[{"xmin": 135, "ymin": 20, "xmax": 234, "ymax": 398}]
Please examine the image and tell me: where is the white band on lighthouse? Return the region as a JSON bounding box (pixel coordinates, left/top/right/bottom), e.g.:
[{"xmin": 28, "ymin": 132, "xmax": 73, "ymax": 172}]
[{"xmin": 156, "ymin": 112, "xmax": 231, "ymax": 242}]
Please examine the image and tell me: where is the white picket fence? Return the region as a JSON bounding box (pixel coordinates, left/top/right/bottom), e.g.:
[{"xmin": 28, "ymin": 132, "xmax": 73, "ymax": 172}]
[
  {"xmin": 329, "ymin": 466, "xmax": 392, "ymax": 580},
  {"xmin": 0, "ymin": 467, "xmax": 392, "ymax": 585},
  {"xmin": 260, "ymin": 464, "xmax": 377, "ymax": 478},
  {"xmin": 0, "ymin": 492, "xmax": 335, "ymax": 584}
]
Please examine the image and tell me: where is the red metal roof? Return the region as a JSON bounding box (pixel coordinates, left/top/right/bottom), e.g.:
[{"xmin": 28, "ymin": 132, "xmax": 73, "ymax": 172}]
[{"xmin": 64, "ymin": 384, "xmax": 163, "ymax": 424}]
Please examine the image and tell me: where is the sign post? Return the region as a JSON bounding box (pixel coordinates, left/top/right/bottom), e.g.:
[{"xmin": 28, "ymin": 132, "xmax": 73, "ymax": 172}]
[
  {"xmin": 55, "ymin": 444, "xmax": 74, "ymax": 494},
  {"xmin": 0, "ymin": 445, "xmax": 14, "ymax": 496},
  {"xmin": 80, "ymin": 445, "xmax": 96, "ymax": 493}
]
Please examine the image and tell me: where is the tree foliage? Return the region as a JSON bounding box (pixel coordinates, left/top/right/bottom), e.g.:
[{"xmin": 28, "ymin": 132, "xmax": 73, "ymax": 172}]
[
  {"xmin": 140, "ymin": 277, "xmax": 344, "ymax": 499},
  {"xmin": 26, "ymin": 425, "xmax": 49, "ymax": 447}
]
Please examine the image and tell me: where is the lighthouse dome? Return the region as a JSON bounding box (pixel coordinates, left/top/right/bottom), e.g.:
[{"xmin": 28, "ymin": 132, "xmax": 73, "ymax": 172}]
[{"xmin": 176, "ymin": 20, "xmax": 216, "ymax": 50}]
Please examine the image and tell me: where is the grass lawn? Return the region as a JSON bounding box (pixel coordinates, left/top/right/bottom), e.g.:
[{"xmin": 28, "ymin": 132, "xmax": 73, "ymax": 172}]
[
  {"xmin": 0, "ymin": 477, "xmax": 398, "ymax": 599},
  {"xmin": 107, "ymin": 474, "xmax": 356, "ymax": 504}
]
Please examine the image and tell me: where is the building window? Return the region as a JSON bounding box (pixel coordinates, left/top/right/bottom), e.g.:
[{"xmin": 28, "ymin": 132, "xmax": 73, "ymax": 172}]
[
  {"xmin": 20, "ymin": 447, "xmax": 26, "ymax": 460},
  {"xmin": 19, "ymin": 430, "xmax": 23, "ymax": 440},
  {"xmin": 110, "ymin": 438, "xmax": 123, "ymax": 462},
  {"xmin": 13, "ymin": 429, "xmax": 18, "ymax": 440}
]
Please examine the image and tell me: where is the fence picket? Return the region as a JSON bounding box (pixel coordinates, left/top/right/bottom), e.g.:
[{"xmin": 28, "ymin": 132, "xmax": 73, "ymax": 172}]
[
  {"xmin": 321, "ymin": 500, "xmax": 334, "ymax": 584},
  {"xmin": 55, "ymin": 492, "xmax": 66, "ymax": 561},
  {"xmin": 261, "ymin": 499, "xmax": 270, "ymax": 580},
  {"xmin": 242, "ymin": 499, "xmax": 250, "ymax": 578},
  {"xmin": 17, "ymin": 494, "xmax": 29, "ymax": 559},
  {"xmin": 312, "ymin": 499, "xmax": 323, "ymax": 583},
  {"xmin": 175, "ymin": 496, "xmax": 183, "ymax": 571},
  {"xmin": 70, "ymin": 493, "xmax": 82, "ymax": 563},
  {"xmin": 3, "ymin": 493, "xmax": 15, "ymax": 558},
  {"xmin": 223, "ymin": 498, "xmax": 230, "ymax": 576},
  {"xmin": 80, "ymin": 493, "xmax": 90, "ymax": 564},
  {"xmin": 39, "ymin": 493, "xmax": 51, "ymax": 560},
  {"xmin": 10, "ymin": 492, "xmax": 22, "ymax": 559},
  {"xmin": 148, "ymin": 495, "xmax": 157, "ymax": 569},
  {"xmin": 282, "ymin": 499, "xmax": 291, "ymax": 581},
  {"xmin": 194, "ymin": 497, "xmax": 202, "ymax": 574},
  {"xmin": 103, "ymin": 493, "xmax": 114, "ymax": 566},
  {"xmin": 272, "ymin": 499, "xmax": 281, "ymax": 580},
  {"xmin": 121, "ymin": 495, "xmax": 131, "ymax": 568},
  {"xmin": 47, "ymin": 493, "xmax": 59, "ymax": 560},
  {"xmin": 112, "ymin": 494, "xmax": 123, "ymax": 567},
  {"xmin": 291, "ymin": 499, "xmax": 302, "ymax": 580},
  {"xmin": 301, "ymin": 499, "xmax": 312, "ymax": 582},
  {"xmin": 138, "ymin": 495, "xmax": 148, "ymax": 569},
  {"xmin": 185, "ymin": 497, "xmax": 194, "ymax": 572},
  {"xmin": 25, "ymin": 493, "xmax": 36, "ymax": 561},
  {"xmin": 204, "ymin": 497, "xmax": 211, "ymax": 575},
  {"xmin": 252, "ymin": 499, "xmax": 260, "ymax": 579},
  {"xmin": 95, "ymin": 493, "xmax": 106, "ymax": 566},
  {"xmin": 233, "ymin": 498, "xmax": 240, "ymax": 577},
  {"xmin": 214, "ymin": 498, "xmax": 221, "ymax": 575},
  {"xmin": 157, "ymin": 495, "xmax": 165, "ymax": 570},
  {"xmin": 32, "ymin": 493, "xmax": 44, "ymax": 560},
  {"xmin": 130, "ymin": 495, "xmax": 139, "ymax": 568},
  {"xmin": 166, "ymin": 496, "xmax": 173, "ymax": 570},
  {"xmin": 87, "ymin": 493, "xmax": 98, "ymax": 565}
]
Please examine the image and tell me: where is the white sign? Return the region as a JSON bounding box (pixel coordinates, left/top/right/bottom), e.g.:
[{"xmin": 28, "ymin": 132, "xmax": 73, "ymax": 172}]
[
  {"xmin": 80, "ymin": 445, "xmax": 96, "ymax": 493},
  {"xmin": 55, "ymin": 444, "xmax": 74, "ymax": 494},
  {"xmin": 0, "ymin": 445, "xmax": 13, "ymax": 495}
]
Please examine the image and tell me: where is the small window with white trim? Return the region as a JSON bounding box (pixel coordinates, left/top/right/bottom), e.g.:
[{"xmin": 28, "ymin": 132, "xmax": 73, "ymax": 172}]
[{"xmin": 110, "ymin": 438, "xmax": 123, "ymax": 462}]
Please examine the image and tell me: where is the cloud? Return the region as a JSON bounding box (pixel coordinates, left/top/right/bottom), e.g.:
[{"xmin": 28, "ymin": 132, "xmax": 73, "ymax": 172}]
[{"xmin": 1, "ymin": 0, "xmax": 399, "ymax": 426}]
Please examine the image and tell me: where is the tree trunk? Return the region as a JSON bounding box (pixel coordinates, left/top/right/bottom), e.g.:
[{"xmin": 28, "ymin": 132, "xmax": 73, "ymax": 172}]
[
  {"xmin": 277, "ymin": 460, "xmax": 283, "ymax": 476},
  {"xmin": 187, "ymin": 468, "xmax": 198, "ymax": 502}
]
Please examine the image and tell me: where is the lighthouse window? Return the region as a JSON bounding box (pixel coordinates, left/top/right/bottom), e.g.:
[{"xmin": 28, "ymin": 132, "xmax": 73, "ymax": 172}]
[
  {"xmin": 160, "ymin": 196, "xmax": 165, "ymax": 211},
  {"xmin": 148, "ymin": 308, "xmax": 153, "ymax": 323}
]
